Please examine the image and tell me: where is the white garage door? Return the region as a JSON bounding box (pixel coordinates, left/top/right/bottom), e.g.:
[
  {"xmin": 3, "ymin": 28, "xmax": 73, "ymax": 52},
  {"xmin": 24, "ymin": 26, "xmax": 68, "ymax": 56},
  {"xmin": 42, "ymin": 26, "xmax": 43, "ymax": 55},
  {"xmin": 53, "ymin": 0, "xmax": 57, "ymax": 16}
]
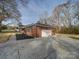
[{"xmin": 42, "ymin": 30, "xmax": 52, "ymax": 37}]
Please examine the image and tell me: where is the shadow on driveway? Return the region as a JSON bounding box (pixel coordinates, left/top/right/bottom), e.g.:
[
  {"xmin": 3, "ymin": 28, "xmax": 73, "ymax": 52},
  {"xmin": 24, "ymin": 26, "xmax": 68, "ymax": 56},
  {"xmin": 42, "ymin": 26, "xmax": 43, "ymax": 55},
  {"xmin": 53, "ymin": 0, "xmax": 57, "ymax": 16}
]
[{"xmin": 16, "ymin": 34, "xmax": 34, "ymax": 40}]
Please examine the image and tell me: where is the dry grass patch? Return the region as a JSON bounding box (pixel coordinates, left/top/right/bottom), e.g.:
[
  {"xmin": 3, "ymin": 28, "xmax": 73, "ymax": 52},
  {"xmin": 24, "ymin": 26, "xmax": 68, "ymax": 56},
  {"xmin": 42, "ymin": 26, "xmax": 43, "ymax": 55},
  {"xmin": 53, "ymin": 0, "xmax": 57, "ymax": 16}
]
[
  {"xmin": 69, "ymin": 35, "xmax": 79, "ymax": 40},
  {"xmin": 56, "ymin": 34, "xmax": 79, "ymax": 40},
  {"xmin": 0, "ymin": 33, "xmax": 12, "ymax": 43},
  {"xmin": 69, "ymin": 36, "xmax": 79, "ymax": 40}
]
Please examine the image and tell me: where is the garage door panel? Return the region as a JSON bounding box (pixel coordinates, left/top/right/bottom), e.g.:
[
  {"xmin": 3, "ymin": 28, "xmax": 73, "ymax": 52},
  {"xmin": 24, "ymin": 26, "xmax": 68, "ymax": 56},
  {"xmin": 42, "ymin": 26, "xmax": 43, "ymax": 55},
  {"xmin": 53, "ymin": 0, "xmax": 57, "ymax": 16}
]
[{"xmin": 42, "ymin": 30, "xmax": 52, "ymax": 37}]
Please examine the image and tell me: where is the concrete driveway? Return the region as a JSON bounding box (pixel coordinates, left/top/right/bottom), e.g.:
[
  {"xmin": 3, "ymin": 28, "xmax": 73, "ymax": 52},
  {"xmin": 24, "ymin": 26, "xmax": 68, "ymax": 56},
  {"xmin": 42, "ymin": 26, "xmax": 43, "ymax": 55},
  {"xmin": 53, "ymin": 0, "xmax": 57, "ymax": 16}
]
[{"xmin": 0, "ymin": 36, "xmax": 79, "ymax": 59}]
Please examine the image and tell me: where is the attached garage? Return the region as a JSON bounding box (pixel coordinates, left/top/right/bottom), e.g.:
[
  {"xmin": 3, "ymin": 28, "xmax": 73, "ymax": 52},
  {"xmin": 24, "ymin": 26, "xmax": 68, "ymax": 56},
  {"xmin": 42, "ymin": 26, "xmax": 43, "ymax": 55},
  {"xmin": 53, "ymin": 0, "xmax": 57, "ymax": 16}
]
[{"xmin": 23, "ymin": 23, "xmax": 53, "ymax": 38}]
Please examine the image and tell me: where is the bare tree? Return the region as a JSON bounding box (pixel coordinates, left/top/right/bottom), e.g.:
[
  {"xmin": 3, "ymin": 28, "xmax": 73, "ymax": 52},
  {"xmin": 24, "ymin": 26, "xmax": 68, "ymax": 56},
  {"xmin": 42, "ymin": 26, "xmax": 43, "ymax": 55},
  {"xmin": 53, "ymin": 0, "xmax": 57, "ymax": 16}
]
[
  {"xmin": 38, "ymin": 11, "xmax": 48, "ymax": 24},
  {"xmin": 52, "ymin": 1, "xmax": 78, "ymax": 27},
  {"xmin": 51, "ymin": 0, "xmax": 79, "ymax": 32},
  {"xmin": 0, "ymin": 0, "xmax": 29, "ymax": 32}
]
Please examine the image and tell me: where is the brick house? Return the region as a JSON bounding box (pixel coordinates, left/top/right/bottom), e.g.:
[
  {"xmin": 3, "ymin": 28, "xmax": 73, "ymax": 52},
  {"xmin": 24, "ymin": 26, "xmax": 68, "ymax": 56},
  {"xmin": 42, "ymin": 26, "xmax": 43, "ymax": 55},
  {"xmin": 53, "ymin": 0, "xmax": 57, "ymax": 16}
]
[{"xmin": 21, "ymin": 23, "xmax": 54, "ymax": 38}]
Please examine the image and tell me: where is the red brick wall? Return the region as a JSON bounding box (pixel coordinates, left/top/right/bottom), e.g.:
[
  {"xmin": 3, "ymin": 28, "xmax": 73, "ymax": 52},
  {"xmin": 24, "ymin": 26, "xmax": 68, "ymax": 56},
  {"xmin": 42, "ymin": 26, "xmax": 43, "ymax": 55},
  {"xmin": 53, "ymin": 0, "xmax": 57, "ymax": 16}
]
[
  {"xmin": 25, "ymin": 26, "xmax": 53, "ymax": 37},
  {"xmin": 36, "ymin": 27, "xmax": 41, "ymax": 37},
  {"xmin": 31, "ymin": 26, "xmax": 41, "ymax": 37},
  {"xmin": 26, "ymin": 28, "xmax": 32, "ymax": 36},
  {"xmin": 31, "ymin": 26, "xmax": 36, "ymax": 37}
]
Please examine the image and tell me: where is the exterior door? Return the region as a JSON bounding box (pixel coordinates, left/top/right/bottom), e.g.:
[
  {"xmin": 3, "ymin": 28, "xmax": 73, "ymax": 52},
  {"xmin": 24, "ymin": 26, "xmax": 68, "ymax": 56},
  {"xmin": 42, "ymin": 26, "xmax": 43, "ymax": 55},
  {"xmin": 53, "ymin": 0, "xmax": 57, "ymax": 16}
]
[{"xmin": 42, "ymin": 30, "xmax": 52, "ymax": 37}]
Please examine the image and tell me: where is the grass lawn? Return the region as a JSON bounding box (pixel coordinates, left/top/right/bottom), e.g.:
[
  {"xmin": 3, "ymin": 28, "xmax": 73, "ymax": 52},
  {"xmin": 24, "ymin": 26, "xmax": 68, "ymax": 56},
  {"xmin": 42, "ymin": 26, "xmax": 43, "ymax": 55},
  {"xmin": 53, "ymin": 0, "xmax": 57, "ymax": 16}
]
[
  {"xmin": 1, "ymin": 30, "xmax": 16, "ymax": 33},
  {"xmin": 69, "ymin": 35, "xmax": 79, "ymax": 40},
  {"xmin": 0, "ymin": 33, "xmax": 12, "ymax": 43},
  {"xmin": 69, "ymin": 36, "xmax": 79, "ymax": 40},
  {"xmin": 56, "ymin": 34, "xmax": 79, "ymax": 40}
]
